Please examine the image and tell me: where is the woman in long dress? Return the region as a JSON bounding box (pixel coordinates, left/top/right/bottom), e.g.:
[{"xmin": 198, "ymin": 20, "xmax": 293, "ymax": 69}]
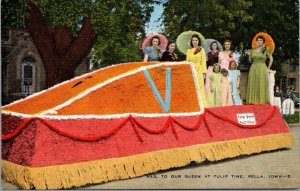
[
  {"xmin": 218, "ymin": 40, "xmax": 239, "ymax": 70},
  {"xmin": 220, "ymin": 68, "xmax": 232, "ymax": 106},
  {"xmin": 246, "ymin": 35, "xmax": 273, "ymax": 104},
  {"xmin": 205, "ymin": 41, "xmax": 219, "ymax": 94},
  {"xmin": 186, "ymin": 34, "xmax": 207, "ymax": 107},
  {"xmin": 228, "ymin": 60, "xmax": 242, "ymax": 105},
  {"xmin": 206, "ymin": 64, "xmax": 222, "ymax": 107}
]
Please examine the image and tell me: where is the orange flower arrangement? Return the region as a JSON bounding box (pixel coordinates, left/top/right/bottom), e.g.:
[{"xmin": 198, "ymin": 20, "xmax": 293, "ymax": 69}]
[
  {"xmin": 3, "ymin": 62, "xmax": 158, "ymax": 114},
  {"xmin": 3, "ymin": 62, "xmax": 202, "ymax": 116},
  {"xmin": 55, "ymin": 64, "xmax": 200, "ymax": 115}
]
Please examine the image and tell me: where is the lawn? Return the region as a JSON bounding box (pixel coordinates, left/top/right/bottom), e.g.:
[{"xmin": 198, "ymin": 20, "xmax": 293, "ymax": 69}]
[{"xmin": 284, "ymin": 111, "xmax": 299, "ymax": 124}]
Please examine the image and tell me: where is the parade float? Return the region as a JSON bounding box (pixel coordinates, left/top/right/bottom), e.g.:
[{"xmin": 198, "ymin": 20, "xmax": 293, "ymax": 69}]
[{"xmin": 1, "ymin": 61, "xmax": 294, "ymax": 189}]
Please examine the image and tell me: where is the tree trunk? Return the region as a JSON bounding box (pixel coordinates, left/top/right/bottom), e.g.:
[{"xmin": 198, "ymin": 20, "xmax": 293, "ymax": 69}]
[{"xmin": 25, "ymin": 2, "xmax": 96, "ymax": 88}]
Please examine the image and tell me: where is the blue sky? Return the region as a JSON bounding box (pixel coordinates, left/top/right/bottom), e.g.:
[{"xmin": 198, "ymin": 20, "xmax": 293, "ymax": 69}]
[{"xmin": 145, "ymin": 3, "xmax": 164, "ymax": 35}]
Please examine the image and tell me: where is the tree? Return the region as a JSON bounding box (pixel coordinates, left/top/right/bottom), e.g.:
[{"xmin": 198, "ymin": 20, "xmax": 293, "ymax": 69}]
[
  {"xmin": 25, "ymin": 2, "xmax": 95, "ymax": 87},
  {"xmin": 161, "ymin": 0, "xmax": 299, "ymax": 70},
  {"xmin": 89, "ymin": 0, "xmax": 157, "ymax": 68},
  {"xmin": 248, "ymin": 0, "xmax": 299, "ymax": 63},
  {"xmin": 162, "ymin": 0, "xmax": 253, "ymax": 47},
  {"xmin": 1, "ymin": 0, "xmax": 157, "ymax": 87}
]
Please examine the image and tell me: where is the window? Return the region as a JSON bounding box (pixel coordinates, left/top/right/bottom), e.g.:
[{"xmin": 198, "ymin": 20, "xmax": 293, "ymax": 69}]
[
  {"xmin": 288, "ymin": 64, "xmax": 296, "ymax": 72},
  {"xmin": 1, "ymin": 27, "xmax": 11, "ymax": 44},
  {"xmin": 21, "ymin": 56, "xmax": 36, "ymax": 95},
  {"xmin": 23, "ymin": 65, "xmax": 33, "ymax": 86}
]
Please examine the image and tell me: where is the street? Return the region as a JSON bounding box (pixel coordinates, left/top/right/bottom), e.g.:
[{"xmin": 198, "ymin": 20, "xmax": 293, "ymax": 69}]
[{"xmin": 2, "ymin": 124, "xmax": 299, "ymax": 190}]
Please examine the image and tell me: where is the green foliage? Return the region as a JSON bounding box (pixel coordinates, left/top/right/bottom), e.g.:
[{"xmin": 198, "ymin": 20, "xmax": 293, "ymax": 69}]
[
  {"xmin": 162, "ymin": 0, "xmax": 299, "ymax": 81},
  {"xmin": 38, "ymin": 0, "xmax": 88, "ymax": 35},
  {"xmin": 1, "ymin": 0, "xmax": 28, "ymax": 28},
  {"xmin": 89, "ymin": 0, "xmax": 152, "ymax": 68},
  {"xmin": 249, "ymin": 0, "xmax": 299, "ymax": 63},
  {"xmin": 2, "ymin": 0, "xmax": 157, "ymax": 68},
  {"xmin": 162, "ymin": 0, "xmax": 253, "ymax": 44}
]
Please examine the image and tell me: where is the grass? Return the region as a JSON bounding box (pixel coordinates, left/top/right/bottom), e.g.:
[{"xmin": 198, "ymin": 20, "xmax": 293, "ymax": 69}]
[{"xmin": 284, "ymin": 111, "xmax": 299, "ymax": 124}]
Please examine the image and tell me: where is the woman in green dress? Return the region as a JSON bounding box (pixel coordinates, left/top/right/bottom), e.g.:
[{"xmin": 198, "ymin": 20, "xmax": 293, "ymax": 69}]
[
  {"xmin": 246, "ymin": 36, "xmax": 273, "ymax": 104},
  {"xmin": 206, "ymin": 63, "xmax": 222, "ymax": 107}
]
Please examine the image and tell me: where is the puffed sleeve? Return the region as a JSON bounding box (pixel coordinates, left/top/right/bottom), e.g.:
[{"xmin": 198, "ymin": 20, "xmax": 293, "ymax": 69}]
[
  {"xmin": 237, "ymin": 70, "xmax": 241, "ymax": 76},
  {"xmin": 201, "ymin": 49, "xmax": 207, "ymax": 73},
  {"xmin": 143, "ymin": 47, "xmax": 151, "ymax": 56}
]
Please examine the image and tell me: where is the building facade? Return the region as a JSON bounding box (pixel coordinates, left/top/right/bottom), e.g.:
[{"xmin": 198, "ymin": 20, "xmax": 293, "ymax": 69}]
[
  {"xmin": 280, "ymin": 59, "xmax": 299, "ymax": 92},
  {"xmin": 1, "ymin": 27, "xmax": 90, "ymax": 105}
]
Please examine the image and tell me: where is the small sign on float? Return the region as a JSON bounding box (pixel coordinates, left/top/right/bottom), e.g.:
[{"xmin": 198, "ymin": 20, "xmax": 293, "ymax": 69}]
[{"xmin": 237, "ymin": 113, "xmax": 256, "ymax": 125}]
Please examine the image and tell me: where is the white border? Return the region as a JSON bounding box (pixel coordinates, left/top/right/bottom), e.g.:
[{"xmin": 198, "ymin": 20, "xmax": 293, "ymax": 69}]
[{"xmin": 2, "ymin": 62, "xmax": 205, "ymax": 120}]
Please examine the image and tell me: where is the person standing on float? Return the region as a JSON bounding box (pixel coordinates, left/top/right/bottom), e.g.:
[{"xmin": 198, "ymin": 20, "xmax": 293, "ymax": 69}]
[
  {"xmin": 205, "ymin": 41, "xmax": 219, "ymax": 94},
  {"xmin": 206, "ymin": 63, "xmax": 222, "ymax": 107},
  {"xmin": 143, "ymin": 36, "xmax": 163, "ymax": 62},
  {"xmin": 218, "ymin": 40, "xmax": 239, "ymax": 70},
  {"xmin": 186, "ymin": 34, "xmax": 207, "ymax": 107},
  {"xmin": 220, "ymin": 68, "xmax": 233, "ymax": 106},
  {"xmin": 228, "ymin": 60, "xmax": 242, "ymax": 105},
  {"xmin": 246, "ymin": 35, "xmax": 273, "ymax": 104},
  {"xmin": 160, "ymin": 40, "xmax": 179, "ymax": 61}
]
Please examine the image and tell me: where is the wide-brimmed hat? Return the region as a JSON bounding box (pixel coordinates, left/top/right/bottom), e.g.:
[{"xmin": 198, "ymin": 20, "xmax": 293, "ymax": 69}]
[
  {"xmin": 176, "ymin": 31, "xmax": 206, "ymax": 55},
  {"xmin": 142, "ymin": 34, "xmax": 168, "ymax": 51},
  {"xmin": 252, "ymin": 32, "xmax": 275, "ymax": 54},
  {"xmin": 205, "ymin": 39, "xmax": 223, "ymax": 53}
]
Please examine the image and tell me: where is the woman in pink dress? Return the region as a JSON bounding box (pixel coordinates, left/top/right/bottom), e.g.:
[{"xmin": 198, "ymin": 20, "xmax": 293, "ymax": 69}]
[
  {"xmin": 218, "ymin": 40, "xmax": 239, "ymax": 70},
  {"xmin": 220, "ymin": 68, "xmax": 232, "ymax": 106}
]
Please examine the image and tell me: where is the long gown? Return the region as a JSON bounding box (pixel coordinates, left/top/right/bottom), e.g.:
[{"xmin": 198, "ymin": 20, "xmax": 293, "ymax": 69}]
[
  {"xmin": 221, "ymin": 76, "xmax": 232, "ymax": 106},
  {"xmin": 186, "ymin": 48, "xmax": 207, "ymax": 107},
  {"xmin": 228, "ymin": 70, "xmax": 242, "ymax": 105},
  {"xmin": 246, "ymin": 48, "xmax": 270, "ymax": 104},
  {"xmin": 206, "ymin": 72, "xmax": 222, "ymax": 107},
  {"xmin": 205, "ymin": 51, "xmax": 219, "ymax": 93}
]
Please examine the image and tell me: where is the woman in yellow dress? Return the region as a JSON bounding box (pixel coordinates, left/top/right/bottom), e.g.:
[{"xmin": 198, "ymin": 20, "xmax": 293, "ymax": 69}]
[{"xmin": 186, "ymin": 34, "xmax": 207, "ymax": 107}]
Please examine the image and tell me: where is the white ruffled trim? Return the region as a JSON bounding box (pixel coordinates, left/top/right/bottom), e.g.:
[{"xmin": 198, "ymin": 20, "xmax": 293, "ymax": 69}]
[
  {"xmin": 1, "ymin": 111, "xmax": 203, "ymax": 120},
  {"xmin": 2, "ymin": 61, "xmax": 205, "ymax": 120}
]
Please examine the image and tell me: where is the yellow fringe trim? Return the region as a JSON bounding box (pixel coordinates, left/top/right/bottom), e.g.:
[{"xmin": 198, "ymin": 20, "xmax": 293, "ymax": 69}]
[{"xmin": 2, "ymin": 133, "xmax": 294, "ymax": 189}]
